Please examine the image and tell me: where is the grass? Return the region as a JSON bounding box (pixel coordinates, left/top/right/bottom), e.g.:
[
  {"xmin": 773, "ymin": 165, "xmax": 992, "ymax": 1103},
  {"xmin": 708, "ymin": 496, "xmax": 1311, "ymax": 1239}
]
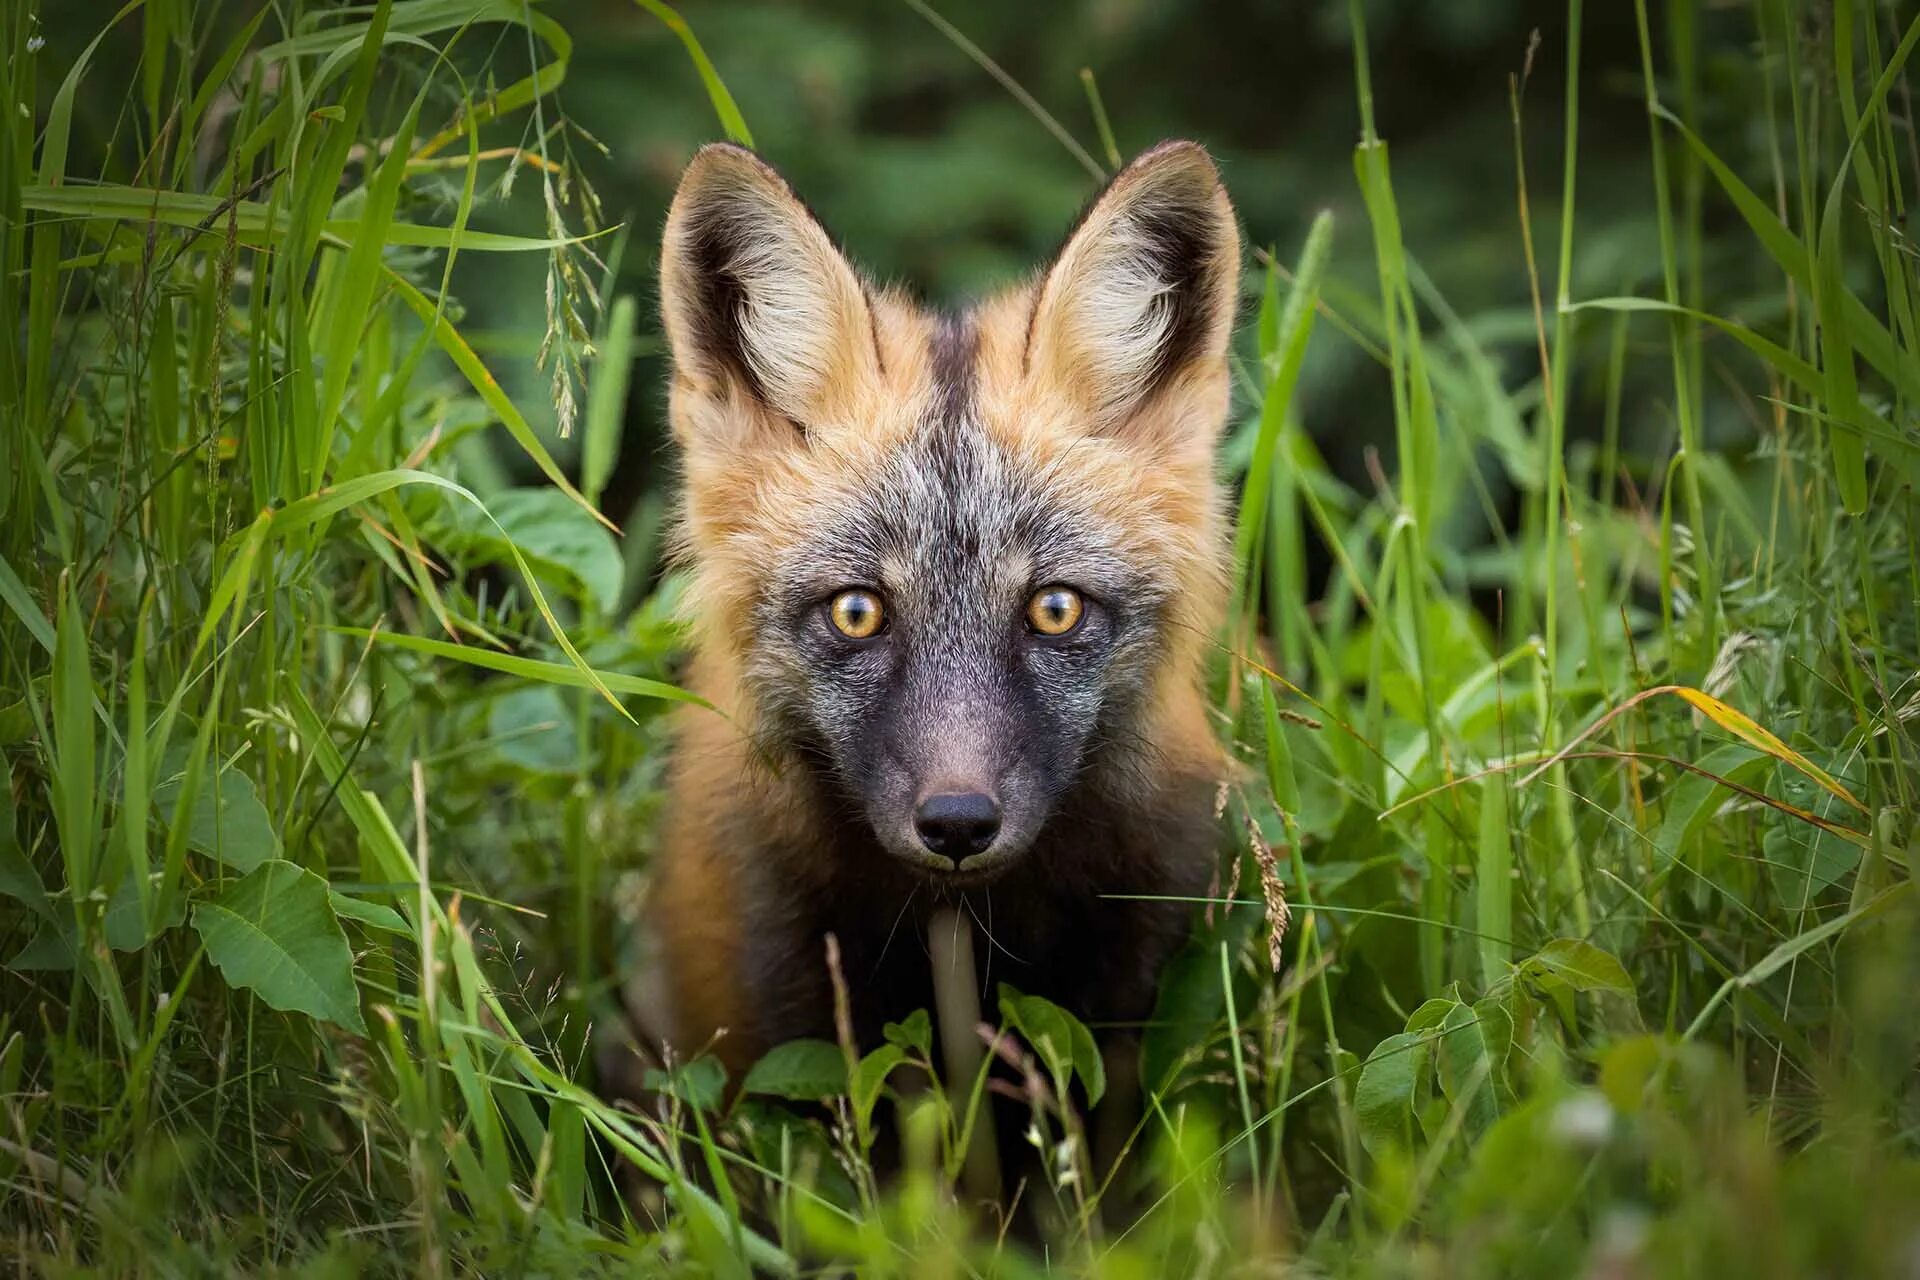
[{"xmin": 3, "ymin": 0, "xmax": 1918, "ymax": 1274}]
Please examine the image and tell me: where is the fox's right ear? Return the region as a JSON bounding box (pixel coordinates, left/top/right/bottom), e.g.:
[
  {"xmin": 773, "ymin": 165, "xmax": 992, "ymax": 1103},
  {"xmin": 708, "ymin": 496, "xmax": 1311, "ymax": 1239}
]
[
  {"xmin": 1025, "ymin": 141, "xmax": 1239, "ymax": 444},
  {"xmin": 660, "ymin": 144, "xmax": 879, "ymax": 435}
]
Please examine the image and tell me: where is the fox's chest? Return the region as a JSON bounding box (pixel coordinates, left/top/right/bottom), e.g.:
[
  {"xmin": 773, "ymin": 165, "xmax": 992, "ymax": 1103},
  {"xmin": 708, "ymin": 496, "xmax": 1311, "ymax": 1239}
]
[{"xmin": 743, "ymin": 843, "xmax": 1208, "ymax": 1056}]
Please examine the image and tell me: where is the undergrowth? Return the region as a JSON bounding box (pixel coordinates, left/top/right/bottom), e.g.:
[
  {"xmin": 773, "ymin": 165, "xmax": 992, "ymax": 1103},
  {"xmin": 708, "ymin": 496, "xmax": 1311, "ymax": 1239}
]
[{"xmin": 2, "ymin": 0, "xmax": 1917, "ymax": 1275}]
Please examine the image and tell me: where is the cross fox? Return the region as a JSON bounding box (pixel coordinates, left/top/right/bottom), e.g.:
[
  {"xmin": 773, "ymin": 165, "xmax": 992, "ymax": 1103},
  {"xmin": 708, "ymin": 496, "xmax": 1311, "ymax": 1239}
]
[{"xmin": 620, "ymin": 139, "xmax": 1242, "ymax": 1107}]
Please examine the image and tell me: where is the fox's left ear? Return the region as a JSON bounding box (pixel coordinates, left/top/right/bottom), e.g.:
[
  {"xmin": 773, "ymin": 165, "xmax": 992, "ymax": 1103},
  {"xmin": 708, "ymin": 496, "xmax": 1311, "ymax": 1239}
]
[
  {"xmin": 1025, "ymin": 141, "xmax": 1240, "ymax": 442},
  {"xmin": 659, "ymin": 143, "xmax": 879, "ymax": 436}
]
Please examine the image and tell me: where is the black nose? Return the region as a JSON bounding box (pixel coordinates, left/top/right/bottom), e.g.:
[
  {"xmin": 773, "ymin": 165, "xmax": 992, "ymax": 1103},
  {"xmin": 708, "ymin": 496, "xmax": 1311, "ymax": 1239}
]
[{"xmin": 914, "ymin": 791, "xmax": 1001, "ymax": 860}]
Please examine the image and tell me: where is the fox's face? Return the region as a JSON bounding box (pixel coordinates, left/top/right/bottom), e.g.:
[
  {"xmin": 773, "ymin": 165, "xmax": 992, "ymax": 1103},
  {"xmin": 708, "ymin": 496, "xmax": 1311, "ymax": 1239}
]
[{"xmin": 660, "ymin": 141, "xmax": 1239, "ymax": 882}]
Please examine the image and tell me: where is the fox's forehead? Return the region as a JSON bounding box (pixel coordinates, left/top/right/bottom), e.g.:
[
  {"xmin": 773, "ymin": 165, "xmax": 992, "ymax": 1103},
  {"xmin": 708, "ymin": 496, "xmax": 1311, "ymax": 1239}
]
[{"xmin": 765, "ymin": 306, "xmax": 1169, "ymax": 613}]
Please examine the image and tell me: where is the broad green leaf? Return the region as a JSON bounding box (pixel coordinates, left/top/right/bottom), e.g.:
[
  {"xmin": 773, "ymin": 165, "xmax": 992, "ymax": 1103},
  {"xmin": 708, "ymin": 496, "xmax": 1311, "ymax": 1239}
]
[
  {"xmin": 260, "ymin": 469, "xmax": 629, "ymax": 719},
  {"xmin": 1356, "ymin": 1031, "xmax": 1429, "ymax": 1156},
  {"xmin": 998, "ymin": 985, "xmax": 1104, "ymax": 1107},
  {"xmin": 0, "ymin": 554, "xmax": 55, "ymax": 653},
  {"xmin": 1435, "ymin": 1001, "xmax": 1499, "ymax": 1141},
  {"xmin": 1525, "ymin": 939, "xmax": 1635, "ymax": 996},
  {"xmin": 468, "ymin": 487, "xmax": 624, "ymax": 615},
  {"xmin": 102, "ymin": 873, "xmax": 185, "ymax": 951},
  {"xmin": 329, "ymin": 891, "xmax": 410, "ymax": 935},
  {"xmin": 0, "ymin": 765, "xmax": 51, "ymax": 924},
  {"xmin": 193, "ymin": 860, "xmax": 367, "ymax": 1034},
  {"xmin": 1651, "ymin": 744, "xmax": 1766, "ymax": 867},
  {"xmin": 488, "ymin": 686, "xmax": 578, "ymax": 774},
  {"xmin": 9, "ymin": 921, "xmax": 78, "ymax": 971},
  {"xmin": 741, "ymin": 1039, "xmax": 848, "ymax": 1100},
  {"xmin": 153, "ymin": 754, "xmax": 280, "ymax": 873},
  {"xmin": 1763, "ymin": 823, "xmax": 1859, "ymax": 911}
]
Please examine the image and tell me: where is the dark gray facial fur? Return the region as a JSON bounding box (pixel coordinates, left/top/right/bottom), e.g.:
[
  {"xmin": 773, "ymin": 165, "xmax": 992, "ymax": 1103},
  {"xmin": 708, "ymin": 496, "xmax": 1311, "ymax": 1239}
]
[{"xmin": 745, "ymin": 313, "xmax": 1176, "ymax": 881}]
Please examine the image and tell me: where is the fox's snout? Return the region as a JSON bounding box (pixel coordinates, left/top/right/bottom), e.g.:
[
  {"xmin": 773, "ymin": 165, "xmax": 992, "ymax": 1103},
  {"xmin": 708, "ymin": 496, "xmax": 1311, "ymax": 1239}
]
[{"xmin": 913, "ymin": 790, "xmax": 1000, "ymax": 859}]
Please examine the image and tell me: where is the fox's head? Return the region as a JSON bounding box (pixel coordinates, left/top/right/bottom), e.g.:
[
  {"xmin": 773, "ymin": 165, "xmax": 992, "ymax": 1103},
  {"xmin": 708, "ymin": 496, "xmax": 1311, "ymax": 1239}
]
[{"xmin": 661, "ymin": 140, "xmax": 1239, "ymax": 883}]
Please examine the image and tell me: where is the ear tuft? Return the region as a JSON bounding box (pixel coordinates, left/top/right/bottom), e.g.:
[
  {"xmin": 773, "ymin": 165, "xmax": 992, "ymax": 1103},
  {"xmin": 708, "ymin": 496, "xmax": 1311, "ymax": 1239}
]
[
  {"xmin": 660, "ymin": 145, "xmax": 877, "ymax": 429},
  {"xmin": 1026, "ymin": 140, "xmax": 1240, "ymax": 432}
]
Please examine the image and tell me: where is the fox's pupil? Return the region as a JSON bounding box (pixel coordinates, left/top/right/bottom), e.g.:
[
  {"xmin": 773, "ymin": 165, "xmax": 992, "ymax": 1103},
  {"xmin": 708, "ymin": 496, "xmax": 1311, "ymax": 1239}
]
[
  {"xmin": 1027, "ymin": 587, "xmax": 1084, "ymax": 636},
  {"xmin": 829, "ymin": 589, "xmax": 884, "ymax": 638}
]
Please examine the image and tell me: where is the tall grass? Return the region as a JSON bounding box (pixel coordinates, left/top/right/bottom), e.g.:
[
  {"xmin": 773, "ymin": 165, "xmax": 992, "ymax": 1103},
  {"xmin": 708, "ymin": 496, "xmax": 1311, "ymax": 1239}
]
[{"xmin": 2, "ymin": 0, "xmax": 1917, "ymax": 1274}]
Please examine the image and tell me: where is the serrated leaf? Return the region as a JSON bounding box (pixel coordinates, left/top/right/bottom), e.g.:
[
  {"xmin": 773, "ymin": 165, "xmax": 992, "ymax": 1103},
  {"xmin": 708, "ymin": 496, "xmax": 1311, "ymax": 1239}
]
[
  {"xmin": 882, "ymin": 1008, "xmax": 931, "ymax": 1055},
  {"xmin": 193, "ymin": 860, "xmax": 366, "ymax": 1033},
  {"xmin": 997, "ymin": 985, "xmax": 1104, "ymax": 1107},
  {"xmin": 741, "ymin": 1039, "xmax": 847, "ymax": 1100}
]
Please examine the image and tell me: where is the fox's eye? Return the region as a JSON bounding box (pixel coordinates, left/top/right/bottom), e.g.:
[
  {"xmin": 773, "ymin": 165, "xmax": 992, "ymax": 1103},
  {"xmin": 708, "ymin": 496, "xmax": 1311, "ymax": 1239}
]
[
  {"xmin": 828, "ymin": 589, "xmax": 886, "ymax": 639},
  {"xmin": 1026, "ymin": 586, "xmax": 1084, "ymax": 637}
]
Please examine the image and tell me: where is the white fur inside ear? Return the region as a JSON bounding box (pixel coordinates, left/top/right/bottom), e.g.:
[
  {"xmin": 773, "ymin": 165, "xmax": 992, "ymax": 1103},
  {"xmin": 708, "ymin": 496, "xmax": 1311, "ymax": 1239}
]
[
  {"xmin": 1066, "ymin": 214, "xmax": 1188, "ymax": 416},
  {"xmin": 661, "ymin": 146, "xmax": 874, "ymax": 428},
  {"xmin": 1029, "ymin": 144, "xmax": 1236, "ymax": 430},
  {"xmin": 711, "ymin": 197, "xmax": 847, "ymax": 417}
]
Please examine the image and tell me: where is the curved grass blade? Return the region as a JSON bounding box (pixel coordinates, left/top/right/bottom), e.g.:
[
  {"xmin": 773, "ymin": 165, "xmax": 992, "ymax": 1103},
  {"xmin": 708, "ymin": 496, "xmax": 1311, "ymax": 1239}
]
[
  {"xmin": 332, "ymin": 627, "xmax": 709, "ymax": 710},
  {"xmin": 630, "ymin": 0, "xmax": 755, "ymax": 146}
]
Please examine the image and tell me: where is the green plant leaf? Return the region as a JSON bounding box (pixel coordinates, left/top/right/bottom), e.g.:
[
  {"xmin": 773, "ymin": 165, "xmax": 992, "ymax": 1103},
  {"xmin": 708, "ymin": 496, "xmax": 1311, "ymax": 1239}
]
[
  {"xmin": 192, "ymin": 860, "xmax": 367, "ymax": 1034},
  {"xmin": 997, "ymin": 985, "xmax": 1104, "ymax": 1107},
  {"xmin": 643, "ymin": 1056, "xmax": 727, "ymax": 1113},
  {"xmin": 1524, "ymin": 939, "xmax": 1634, "ymax": 996},
  {"xmin": 329, "ymin": 891, "xmax": 410, "ymax": 935},
  {"xmin": 741, "ymin": 1039, "xmax": 847, "ymax": 1100},
  {"xmin": 1356, "ymin": 1030, "xmax": 1429, "ymax": 1156},
  {"xmin": 0, "ymin": 764, "xmax": 51, "ymax": 924},
  {"xmin": 1434, "ymin": 1000, "xmax": 1499, "ymax": 1141},
  {"xmin": 462, "ymin": 487, "xmax": 624, "ymax": 615},
  {"xmin": 103, "ymin": 872, "xmax": 185, "ymax": 951},
  {"xmin": 850, "ymin": 1043, "xmax": 910, "ymax": 1131},
  {"xmin": 882, "ymin": 1008, "xmax": 932, "ymax": 1055},
  {"xmin": 153, "ymin": 754, "xmax": 280, "ymax": 873}
]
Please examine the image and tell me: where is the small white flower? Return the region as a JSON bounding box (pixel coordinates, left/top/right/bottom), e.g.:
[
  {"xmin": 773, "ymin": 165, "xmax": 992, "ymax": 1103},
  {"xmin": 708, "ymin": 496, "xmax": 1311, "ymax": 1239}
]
[
  {"xmin": 27, "ymin": 35, "xmax": 45, "ymax": 52},
  {"xmin": 1551, "ymin": 1091, "xmax": 1614, "ymax": 1148}
]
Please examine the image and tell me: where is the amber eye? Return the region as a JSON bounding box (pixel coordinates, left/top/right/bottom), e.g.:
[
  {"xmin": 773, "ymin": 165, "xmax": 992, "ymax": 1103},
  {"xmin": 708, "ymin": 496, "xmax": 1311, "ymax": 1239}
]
[
  {"xmin": 1026, "ymin": 586, "xmax": 1085, "ymax": 637},
  {"xmin": 828, "ymin": 589, "xmax": 886, "ymax": 639}
]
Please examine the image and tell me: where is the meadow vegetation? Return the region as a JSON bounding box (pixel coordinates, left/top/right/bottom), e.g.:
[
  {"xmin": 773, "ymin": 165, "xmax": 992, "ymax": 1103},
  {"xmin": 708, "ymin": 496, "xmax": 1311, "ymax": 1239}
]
[{"xmin": 2, "ymin": 0, "xmax": 1917, "ymax": 1274}]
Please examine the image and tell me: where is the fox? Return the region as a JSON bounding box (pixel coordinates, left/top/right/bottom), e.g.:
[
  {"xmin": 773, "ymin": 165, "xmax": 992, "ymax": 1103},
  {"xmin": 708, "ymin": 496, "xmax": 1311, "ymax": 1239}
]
[{"xmin": 613, "ymin": 138, "xmax": 1242, "ymax": 1129}]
